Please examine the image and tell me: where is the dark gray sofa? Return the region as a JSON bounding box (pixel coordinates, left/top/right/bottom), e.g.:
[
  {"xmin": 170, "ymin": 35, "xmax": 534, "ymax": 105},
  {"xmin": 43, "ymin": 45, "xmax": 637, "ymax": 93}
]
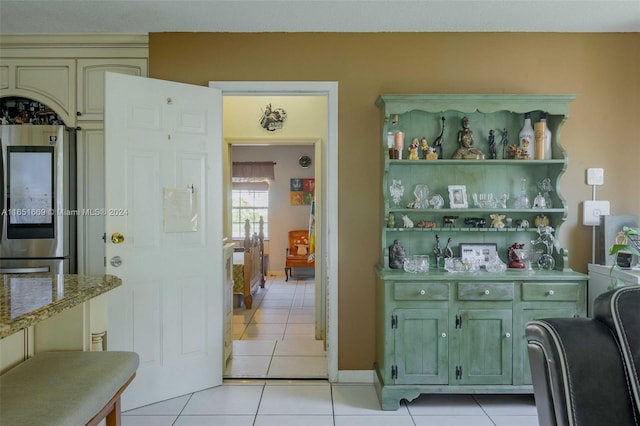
[{"xmin": 525, "ymin": 285, "xmax": 640, "ymax": 426}]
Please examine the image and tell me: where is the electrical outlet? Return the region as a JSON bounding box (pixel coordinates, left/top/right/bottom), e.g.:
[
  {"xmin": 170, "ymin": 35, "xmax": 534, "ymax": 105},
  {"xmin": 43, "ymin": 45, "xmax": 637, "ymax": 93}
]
[
  {"xmin": 583, "ymin": 200, "xmax": 610, "ymax": 226},
  {"xmin": 587, "ymin": 168, "xmax": 604, "ymax": 185}
]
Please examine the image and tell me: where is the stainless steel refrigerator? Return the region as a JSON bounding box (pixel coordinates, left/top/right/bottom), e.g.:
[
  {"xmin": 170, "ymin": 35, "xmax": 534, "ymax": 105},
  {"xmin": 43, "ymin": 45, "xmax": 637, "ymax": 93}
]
[{"xmin": 0, "ymin": 125, "xmax": 76, "ymax": 274}]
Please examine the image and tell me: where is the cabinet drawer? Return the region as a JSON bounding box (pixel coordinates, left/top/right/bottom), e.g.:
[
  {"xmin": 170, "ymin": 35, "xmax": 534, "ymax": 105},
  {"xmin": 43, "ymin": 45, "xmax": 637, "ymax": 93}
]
[
  {"xmin": 458, "ymin": 282, "xmax": 514, "ymax": 301},
  {"xmin": 394, "ymin": 282, "xmax": 449, "ymax": 301},
  {"xmin": 522, "ymin": 282, "xmax": 580, "ymax": 301}
]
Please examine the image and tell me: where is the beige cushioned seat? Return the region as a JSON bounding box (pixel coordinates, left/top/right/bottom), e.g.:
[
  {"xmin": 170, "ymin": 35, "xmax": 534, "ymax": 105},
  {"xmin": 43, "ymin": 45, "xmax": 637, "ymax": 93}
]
[{"xmin": 0, "ymin": 351, "xmax": 139, "ymax": 426}]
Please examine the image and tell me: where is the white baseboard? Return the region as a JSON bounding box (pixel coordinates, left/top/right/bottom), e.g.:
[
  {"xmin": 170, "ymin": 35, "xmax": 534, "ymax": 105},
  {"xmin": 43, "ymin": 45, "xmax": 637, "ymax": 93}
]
[{"xmin": 337, "ymin": 370, "xmax": 375, "ymax": 383}]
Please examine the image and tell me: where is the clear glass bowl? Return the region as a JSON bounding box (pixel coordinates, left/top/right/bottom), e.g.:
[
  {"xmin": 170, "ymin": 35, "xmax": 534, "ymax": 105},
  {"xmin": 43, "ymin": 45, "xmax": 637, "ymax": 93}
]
[
  {"xmin": 444, "ymin": 257, "xmax": 480, "ymax": 273},
  {"xmin": 403, "ymin": 255, "xmax": 430, "ymax": 273}
]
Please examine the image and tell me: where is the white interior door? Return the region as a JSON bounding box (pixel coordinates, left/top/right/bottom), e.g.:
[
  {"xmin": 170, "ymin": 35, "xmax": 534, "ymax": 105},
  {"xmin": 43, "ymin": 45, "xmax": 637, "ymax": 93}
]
[{"xmin": 104, "ymin": 72, "xmax": 223, "ymax": 410}]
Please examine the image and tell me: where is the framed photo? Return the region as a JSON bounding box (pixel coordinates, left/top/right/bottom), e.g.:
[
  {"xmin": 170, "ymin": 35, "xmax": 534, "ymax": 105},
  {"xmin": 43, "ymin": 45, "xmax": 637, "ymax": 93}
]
[
  {"xmin": 448, "ymin": 185, "xmax": 468, "ymax": 208},
  {"xmin": 459, "ymin": 243, "xmax": 498, "ymax": 268}
]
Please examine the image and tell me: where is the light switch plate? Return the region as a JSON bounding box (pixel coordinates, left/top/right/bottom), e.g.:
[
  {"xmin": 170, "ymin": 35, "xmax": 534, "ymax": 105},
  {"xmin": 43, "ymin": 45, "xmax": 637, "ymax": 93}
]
[
  {"xmin": 587, "ymin": 168, "xmax": 604, "ymax": 185},
  {"xmin": 583, "ymin": 200, "xmax": 610, "ymax": 226}
]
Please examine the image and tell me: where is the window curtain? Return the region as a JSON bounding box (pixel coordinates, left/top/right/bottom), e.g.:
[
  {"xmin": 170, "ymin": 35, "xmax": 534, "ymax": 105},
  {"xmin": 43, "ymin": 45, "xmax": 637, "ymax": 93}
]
[{"xmin": 232, "ymin": 161, "xmax": 275, "ymax": 181}]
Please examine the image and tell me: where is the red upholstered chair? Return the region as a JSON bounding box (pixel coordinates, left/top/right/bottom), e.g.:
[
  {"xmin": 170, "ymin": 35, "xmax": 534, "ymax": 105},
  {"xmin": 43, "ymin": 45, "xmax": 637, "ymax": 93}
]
[{"xmin": 285, "ymin": 230, "xmax": 314, "ymax": 281}]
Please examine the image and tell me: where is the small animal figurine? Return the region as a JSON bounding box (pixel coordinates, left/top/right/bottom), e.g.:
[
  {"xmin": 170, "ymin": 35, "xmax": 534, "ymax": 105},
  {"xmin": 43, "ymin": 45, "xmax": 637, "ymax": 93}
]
[
  {"xmin": 464, "ymin": 217, "xmax": 486, "ymax": 228},
  {"xmin": 443, "ymin": 215, "xmax": 458, "ymax": 227},
  {"xmin": 490, "ymin": 213, "xmax": 506, "ymax": 229},
  {"xmin": 515, "ymin": 219, "xmax": 530, "ymax": 229},
  {"xmin": 401, "ymin": 214, "xmax": 414, "ymax": 228},
  {"xmin": 416, "ymin": 220, "xmax": 436, "ymax": 228}
]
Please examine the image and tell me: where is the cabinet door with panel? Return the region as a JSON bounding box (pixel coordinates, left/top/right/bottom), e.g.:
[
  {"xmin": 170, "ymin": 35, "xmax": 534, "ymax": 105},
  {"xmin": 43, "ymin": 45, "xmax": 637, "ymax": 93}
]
[
  {"xmin": 77, "ymin": 59, "xmax": 148, "ymax": 120},
  {"xmin": 394, "ymin": 308, "xmax": 449, "ymax": 385},
  {"xmin": 455, "ymin": 308, "xmax": 513, "ymax": 385}
]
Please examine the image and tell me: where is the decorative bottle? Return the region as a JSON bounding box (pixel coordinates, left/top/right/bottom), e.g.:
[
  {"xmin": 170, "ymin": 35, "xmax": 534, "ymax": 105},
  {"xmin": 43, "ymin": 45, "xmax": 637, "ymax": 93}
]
[
  {"xmin": 518, "ymin": 113, "xmax": 535, "ymax": 160},
  {"xmin": 540, "ymin": 113, "xmax": 553, "ymax": 160}
]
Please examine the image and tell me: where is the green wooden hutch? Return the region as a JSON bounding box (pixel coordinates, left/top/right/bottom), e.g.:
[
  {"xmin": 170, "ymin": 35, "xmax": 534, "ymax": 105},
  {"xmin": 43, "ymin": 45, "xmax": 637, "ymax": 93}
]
[{"xmin": 374, "ymin": 94, "xmax": 587, "ymax": 410}]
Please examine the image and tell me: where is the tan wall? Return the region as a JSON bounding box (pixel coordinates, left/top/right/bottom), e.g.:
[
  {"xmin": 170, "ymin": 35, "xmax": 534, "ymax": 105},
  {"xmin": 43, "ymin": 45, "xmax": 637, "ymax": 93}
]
[{"xmin": 149, "ymin": 32, "xmax": 640, "ymax": 370}]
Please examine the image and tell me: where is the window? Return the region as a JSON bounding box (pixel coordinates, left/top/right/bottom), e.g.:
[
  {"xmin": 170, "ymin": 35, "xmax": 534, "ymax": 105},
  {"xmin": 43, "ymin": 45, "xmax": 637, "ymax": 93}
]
[{"xmin": 231, "ymin": 181, "xmax": 269, "ymax": 239}]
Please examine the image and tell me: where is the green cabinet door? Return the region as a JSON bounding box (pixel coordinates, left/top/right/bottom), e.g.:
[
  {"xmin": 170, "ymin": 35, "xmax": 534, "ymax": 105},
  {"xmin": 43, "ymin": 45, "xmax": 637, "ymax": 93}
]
[
  {"xmin": 457, "ymin": 309, "xmax": 513, "ymax": 385},
  {"xmin": 394, "ymin": 309, "xmax": 449, "ymax": 384}
]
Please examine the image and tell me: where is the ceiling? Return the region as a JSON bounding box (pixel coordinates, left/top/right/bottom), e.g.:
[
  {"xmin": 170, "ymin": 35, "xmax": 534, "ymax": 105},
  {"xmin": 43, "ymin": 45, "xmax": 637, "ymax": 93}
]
[{"xmin": 0, "ymin": 0, "xmax": 638, "ymax": 34}]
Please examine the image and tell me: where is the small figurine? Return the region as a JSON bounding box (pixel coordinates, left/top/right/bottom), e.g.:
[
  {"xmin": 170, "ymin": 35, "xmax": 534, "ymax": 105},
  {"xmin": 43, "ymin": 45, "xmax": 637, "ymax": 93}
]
[
  {"xmin": 488, "ymin": 129, "xmax": 497, "ymax": 159},
  {"xmin": 401, "ymin": 214, "xmax": 414, "ymax": 228},
  {"xmin": 443, "ymin": 215, "xmax": 458, "ymax": 227},
  {"xmin": 420, "ymin": 137, "xmax": 429, "ymax": 159},
  {"xmin": 515, "ymin": 219, "xmax": 530, "ymax": 229},
  {"xmin": 425, "ymin": 146, "xmax": 438, "ymax": 160},
  {"xmin": 533, "ymin": 192, "xmax": 547, "ymax": 208},
  {"xmin": 387, "ymin": 213, "xmax": 395, "ymax": 228},
  {"xmin": 538, "ymin": 178, "xmax": 554, "ymax": 208},
  {"xmin": 444, "ymin": 237, "xmax": 454, "ymax": 258},
  {"xmin": 507, "ymin": 144, "xmax": 529, "ymax": 160},
  {"xmin": 453, "ymin": 116, "xmax": 485, "ymax": 160},
  {"xmin": 433, "ymin": 234, "xmax": 443, "ymax": 268},
  {"xmin": 507, "ymin": 242, "xmax": 525, "ymax": 269},
  {"xmin": 389, "ymin": 240, "xmax": 406, "ymax": 269},
  {"xmin": 490, "ymin": 213, "xmax": 506, "ymax": 229},
  {"xmin": 501, "ymin": 128, "xmax": 509, "ymax": 159},
  {"xmin": 407, "ymin": 198, "xmax": 420, "ymax": 209},
  {"xmin": 430, "ymin": 194, "xmax": 445, "ymax": 209},
  {"xmin": 464, "ymin": 217, "xmax": 486, "ymax": 228},
  {"xmin": 416, "ymin": 220, "xmax": 436, "ymax": 228},
  {"xmin": 432, "ymin": 117, "xmax": 446, "ymax": 159},
  {"xmin": 408, "ymin": 138, "xmax": 420, "ymax": 160},
  {"xmin": 534, "ymin": 214, "xmax": 550, "ymax": 228}
]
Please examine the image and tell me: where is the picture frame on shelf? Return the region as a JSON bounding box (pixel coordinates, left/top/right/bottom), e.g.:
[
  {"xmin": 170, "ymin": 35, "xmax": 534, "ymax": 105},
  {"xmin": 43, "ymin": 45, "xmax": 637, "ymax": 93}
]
[
  {"xmin": 448, "ymin": 185, "xmax": 468, "ymax": 208},
  {"xmin": 459, "ymin": 243, "xmax": 498, "ymax": 268}
]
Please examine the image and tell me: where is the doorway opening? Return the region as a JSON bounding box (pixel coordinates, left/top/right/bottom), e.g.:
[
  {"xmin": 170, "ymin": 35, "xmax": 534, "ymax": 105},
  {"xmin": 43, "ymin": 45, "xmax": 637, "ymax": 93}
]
[
  {"xmin": 220, "ymin": 93, "xmax": 329, "ymax": 379},
  {"xmin": 210, "ymin": 81, "xmax": 338, "ymax": 382}
]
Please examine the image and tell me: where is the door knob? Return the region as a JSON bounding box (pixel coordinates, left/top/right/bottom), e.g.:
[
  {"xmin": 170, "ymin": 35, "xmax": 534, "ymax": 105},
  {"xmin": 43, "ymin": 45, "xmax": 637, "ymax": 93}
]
[
  {"xmin": 111, "ymin": 232, "xmax": 125, "ymax": 244},
  {"xmin": 110, "ymin": 256, "xmax": 122, "ymax": 267}
]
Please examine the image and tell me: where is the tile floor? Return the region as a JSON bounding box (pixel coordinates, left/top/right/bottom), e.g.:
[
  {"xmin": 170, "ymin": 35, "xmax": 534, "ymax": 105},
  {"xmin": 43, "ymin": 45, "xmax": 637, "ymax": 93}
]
[
  {"xmin": 123, "ymin": 274, "xmax": 540, "ymax": 425},
  {"xmin": 122, "ymin": 382, "xmax": 539, "ymax": 425},
  {"xmin": 226, "ymin": 274, "xmax": 327, "ymax": 379}
]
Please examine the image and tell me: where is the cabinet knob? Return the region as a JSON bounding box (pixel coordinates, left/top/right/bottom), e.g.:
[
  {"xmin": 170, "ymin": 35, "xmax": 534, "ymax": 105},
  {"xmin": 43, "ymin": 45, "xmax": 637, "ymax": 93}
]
[
  {"xmin": 441, "ymin": 332, "xmax": 447, "ymax": 338},
  {"xmin": 548, "ymin": 290, "xmax": 555, "ymax": 296},
  {"xmin": 505, "ymin": 332, "xmax": 511, "ymax": 338},
  {"xmin": 419, "ymin": 290, "xmax": 426, "ymax": 295},
  {"xmin": 484, "ymin": 289, "xmax": 490, "ymax": 295}
]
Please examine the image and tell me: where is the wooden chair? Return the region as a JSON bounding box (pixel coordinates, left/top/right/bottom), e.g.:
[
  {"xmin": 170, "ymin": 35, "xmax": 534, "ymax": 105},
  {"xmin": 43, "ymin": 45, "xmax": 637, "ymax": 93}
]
[{"xmin": 285, "ymin": 230, "xmax": 314, "ymax": 281}]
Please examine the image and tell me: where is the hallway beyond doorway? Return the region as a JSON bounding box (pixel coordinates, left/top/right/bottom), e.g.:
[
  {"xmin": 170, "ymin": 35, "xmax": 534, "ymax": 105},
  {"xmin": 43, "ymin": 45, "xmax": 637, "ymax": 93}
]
[{"xmin": 225, "ymin": 274, "xmax": 327, "ymax": 379}]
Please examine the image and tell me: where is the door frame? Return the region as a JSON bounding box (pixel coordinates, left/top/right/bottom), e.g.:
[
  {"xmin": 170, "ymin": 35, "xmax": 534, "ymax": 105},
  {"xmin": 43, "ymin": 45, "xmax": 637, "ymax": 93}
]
[{"xmin": 209, "ymin": 81, "xmax": 338, "ymax": 381}]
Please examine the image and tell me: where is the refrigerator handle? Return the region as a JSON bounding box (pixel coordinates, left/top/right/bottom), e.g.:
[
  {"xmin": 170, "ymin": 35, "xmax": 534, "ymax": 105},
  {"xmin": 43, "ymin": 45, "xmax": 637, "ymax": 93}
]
[{"xmin": 0, "ymin": 266, "xmax": 51, "ymax": 274}]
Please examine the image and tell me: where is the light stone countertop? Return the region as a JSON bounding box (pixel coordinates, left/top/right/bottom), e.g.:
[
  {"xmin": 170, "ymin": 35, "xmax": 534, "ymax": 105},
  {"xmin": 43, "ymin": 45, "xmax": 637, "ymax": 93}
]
[{"xmin": 0, "ymin": 274, "xmax": 122, "ymax": 339}]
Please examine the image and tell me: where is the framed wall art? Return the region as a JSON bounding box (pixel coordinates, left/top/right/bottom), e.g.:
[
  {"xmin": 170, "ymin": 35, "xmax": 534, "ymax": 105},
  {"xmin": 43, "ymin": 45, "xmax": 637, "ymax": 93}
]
[{"xmin": 290, "ymin": 178, "xmax": 314, "ymax": 205}]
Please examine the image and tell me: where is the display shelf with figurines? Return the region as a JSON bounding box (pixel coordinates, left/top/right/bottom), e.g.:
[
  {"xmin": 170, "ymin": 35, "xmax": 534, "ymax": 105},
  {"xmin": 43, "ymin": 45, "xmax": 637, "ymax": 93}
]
[
  {"xmin": 374, "ymin": 94, "xmax": 588, "ymax": 410},
  {"xmin": 376, "ymin": 94, "xmax": 577, "ymax": 271}
]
